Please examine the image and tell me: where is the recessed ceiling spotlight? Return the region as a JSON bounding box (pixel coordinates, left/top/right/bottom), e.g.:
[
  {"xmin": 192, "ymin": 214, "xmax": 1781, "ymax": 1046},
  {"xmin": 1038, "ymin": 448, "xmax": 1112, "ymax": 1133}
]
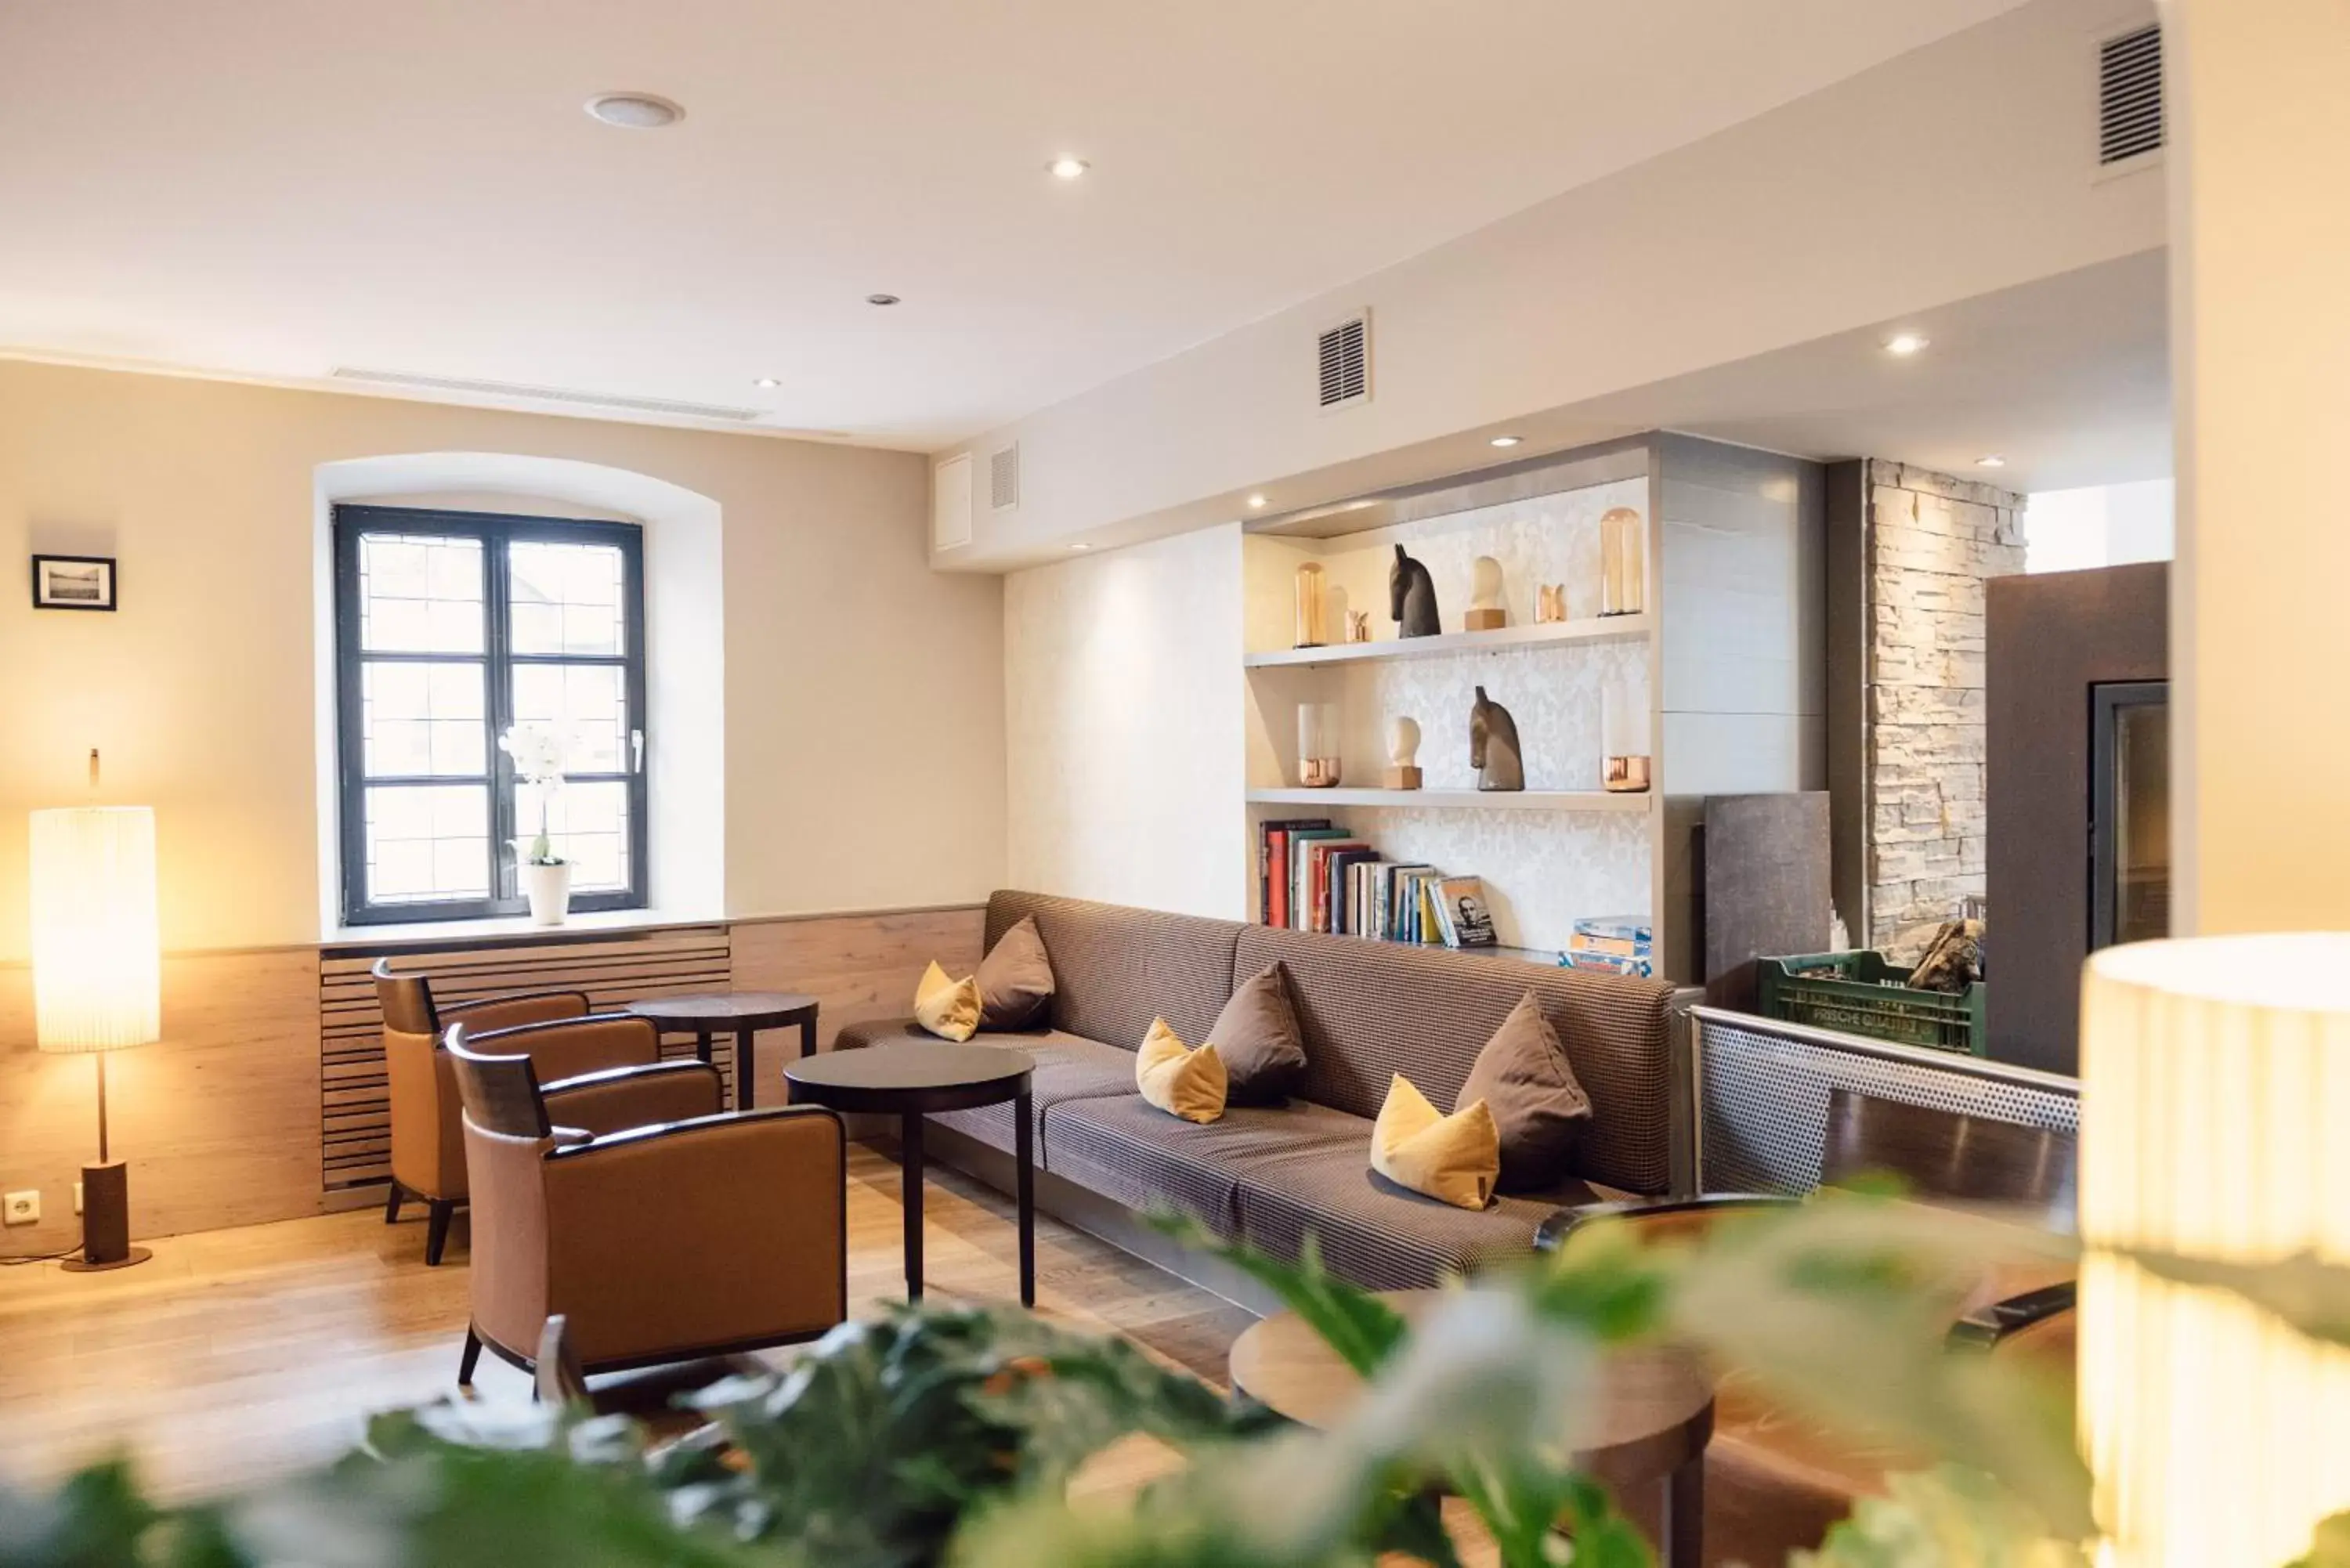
[
  {"xmin": 586, "ymin": 92, "xmax": 685, "ymax": 130},
  {"xmin": 1883, "ymin": 333, "xmax": 1930, "ymax": 356},
  {"xmin": 1048, "ymin": 157, "xmax": 1091, "ymax": 180},
  {"xmin": 1976, "ymin": 455, "xmax": 2007, "ymax": 468},
  {"xmin": 866, "ymin": 293, "xmax": 902, "ymax": 307},
  {"xmin": 751, "ymin": 376, "xmax": 782, "ymax": 388},
  {"xmin": 1246, "ymin": 493, "xmax": 1267, "ymax": 509},
  {"xmin": 1069, "ymin": 542, "xmax": 1091, "ymax": 550},
  {"xmin": 1489, "ymin": 435, "xmax": 1523, "ymax": 448}
]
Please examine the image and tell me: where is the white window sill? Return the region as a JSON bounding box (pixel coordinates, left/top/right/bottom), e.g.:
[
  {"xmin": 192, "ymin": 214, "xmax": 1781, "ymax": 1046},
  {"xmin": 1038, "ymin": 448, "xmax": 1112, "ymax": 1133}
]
[{"xmin": 320, "ymin": 906, "xmax": 727, "ymax": 954}]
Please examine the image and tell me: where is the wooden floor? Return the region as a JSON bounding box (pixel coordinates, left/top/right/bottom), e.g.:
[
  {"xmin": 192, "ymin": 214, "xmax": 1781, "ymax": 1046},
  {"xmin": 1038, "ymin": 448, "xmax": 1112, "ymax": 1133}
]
[{"xmin": 0, "ymin": 1143, "xmax": 1258, "ymax": 1504}]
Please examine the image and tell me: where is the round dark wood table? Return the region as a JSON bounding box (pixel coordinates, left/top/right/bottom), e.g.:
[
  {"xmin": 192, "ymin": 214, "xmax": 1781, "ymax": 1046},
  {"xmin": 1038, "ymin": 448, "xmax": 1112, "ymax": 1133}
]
[
  {"xmin": 783, "ymin": 1041, "xmax": 1036, "ymax": 1307},
  {"xmin": 1229, "ymin": 1288, "xmax": 1715, "ymax": 1567},
  {"xmin": 624, "ymin": 992, "xmax": 819, "ymax": 1112}
]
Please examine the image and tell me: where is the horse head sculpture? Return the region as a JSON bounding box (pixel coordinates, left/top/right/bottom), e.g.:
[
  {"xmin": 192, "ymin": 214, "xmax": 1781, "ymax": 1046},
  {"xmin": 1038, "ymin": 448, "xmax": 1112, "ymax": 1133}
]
[
  {"xmin": 1389, "ymin": 545, "xmax": 1441, "ymax": 638},
  {"xmin": 1469, "ymin": 685, "xmax": 1525, "ymax": 792}
]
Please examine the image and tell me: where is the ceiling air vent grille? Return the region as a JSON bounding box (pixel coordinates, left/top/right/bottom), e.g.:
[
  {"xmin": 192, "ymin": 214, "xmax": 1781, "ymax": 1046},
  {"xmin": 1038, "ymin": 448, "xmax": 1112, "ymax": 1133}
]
[
  {"xmin": 2098, "ymin": 23, "xmax": 2164, "ymax": 167},
  {"xmin": 331, "ymin": 367, "xmax": 763, "ymax": 422},
  {"xmin": 1317, "ymin": 313, "xmax": 1371, "ymax": 410},
  {"xmin": 989, "ymin": 443, "xmax": 1021, "ymax": 511}
]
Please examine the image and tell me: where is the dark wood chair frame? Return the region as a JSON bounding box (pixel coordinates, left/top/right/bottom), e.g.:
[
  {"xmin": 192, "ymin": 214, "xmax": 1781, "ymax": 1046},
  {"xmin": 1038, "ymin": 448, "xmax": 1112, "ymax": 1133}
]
[
  {"xmin": 374, "ymin": 957, "xmax": 594, "ymax": 1264},
  {"xmin": 445, "ymin": 1028, "xmax": 849, "ymax": 1386}
]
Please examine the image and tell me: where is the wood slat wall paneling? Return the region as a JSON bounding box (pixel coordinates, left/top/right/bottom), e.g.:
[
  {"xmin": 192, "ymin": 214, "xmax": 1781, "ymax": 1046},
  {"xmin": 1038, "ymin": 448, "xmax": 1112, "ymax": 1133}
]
[
  {"xmin": 0, "ymin": 948, "xmax": 323, "ymax": 1256},
  {"xmin": 2, "ymin": 906, "xmax": 987, "ymax": 1251},
  {"xmin": 730, "ymin": 906, "xmax": 985, "ymax": 1100},
  {"xmin": 319, "ymin": 927, "xmax": 732, "ymax": 1190}
]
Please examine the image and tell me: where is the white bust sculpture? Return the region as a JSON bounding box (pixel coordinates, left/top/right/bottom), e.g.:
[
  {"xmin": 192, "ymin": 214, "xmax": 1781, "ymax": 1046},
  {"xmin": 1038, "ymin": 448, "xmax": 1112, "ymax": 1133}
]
[
  {"xmin": 1384, "ymin": 715, "xmax": 1423, "ymax": 789},
  {"xmin": 1470, "ymin": 556, "xmax": 1504, "ymax": 611},
  {"xmin": 1386, "ymin": 716, "xmax": 1422, "ymax": 767}
]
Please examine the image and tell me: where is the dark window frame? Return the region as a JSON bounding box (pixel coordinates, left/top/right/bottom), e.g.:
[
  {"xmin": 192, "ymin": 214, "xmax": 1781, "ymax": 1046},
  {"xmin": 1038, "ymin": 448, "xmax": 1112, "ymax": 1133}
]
[{"xmin": 332, "ymin": 504, "xmax": 649, "ymax": 927}]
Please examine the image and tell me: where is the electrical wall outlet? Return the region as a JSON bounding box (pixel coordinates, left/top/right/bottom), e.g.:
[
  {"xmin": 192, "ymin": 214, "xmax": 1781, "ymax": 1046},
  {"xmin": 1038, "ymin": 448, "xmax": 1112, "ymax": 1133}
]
[
  {"xmin": 74, "ymin": 1181, "xmax": 84, "ymax": 1215},
  {"xmin": 2, "ymin": 1190, "xmax": 38, "ymax": 1227}
]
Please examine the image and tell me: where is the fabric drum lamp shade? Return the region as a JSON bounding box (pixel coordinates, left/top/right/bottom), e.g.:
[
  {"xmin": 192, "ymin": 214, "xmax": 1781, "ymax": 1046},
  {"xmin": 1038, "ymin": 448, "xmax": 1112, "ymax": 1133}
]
[
  {"xmin": 2079, "ymin": 934, "xmax": 2350, "ymax": 1567},
  {"xmin": 29, "ymin": 804, "xmax": 161, "ymax": 1271},
  {"xmin": 31, "ymin": 806, "xmax": 161, "ymax": 1052}
]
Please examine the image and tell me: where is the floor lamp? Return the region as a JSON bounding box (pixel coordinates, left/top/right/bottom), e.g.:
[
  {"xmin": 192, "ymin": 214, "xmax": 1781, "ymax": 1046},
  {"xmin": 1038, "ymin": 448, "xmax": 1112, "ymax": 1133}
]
[
  {"xmin": 2080, "ymin": 932, "xmax": 2350, "ymax": 1566},
  {"xmin": 30, "ymin": 804, "xmax": 161, "ymax": 1272}
]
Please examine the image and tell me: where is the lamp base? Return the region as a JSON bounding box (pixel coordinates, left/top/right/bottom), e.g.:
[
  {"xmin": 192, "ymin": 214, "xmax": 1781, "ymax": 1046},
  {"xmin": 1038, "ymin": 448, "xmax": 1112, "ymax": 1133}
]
[
  {"xmin": 62, "ymin": 1246, "xmax": 152, "ymax": 1274},
  {"xmin": 64, "ymin": 1159, "xmax": 150, "ymax": 1271}
]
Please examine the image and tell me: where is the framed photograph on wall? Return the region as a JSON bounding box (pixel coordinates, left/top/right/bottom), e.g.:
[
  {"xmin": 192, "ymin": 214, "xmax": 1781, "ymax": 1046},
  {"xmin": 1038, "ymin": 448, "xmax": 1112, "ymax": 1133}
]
[{"xmin": 31, "ymin": 555, "xmax": 118, "ymax": 611}]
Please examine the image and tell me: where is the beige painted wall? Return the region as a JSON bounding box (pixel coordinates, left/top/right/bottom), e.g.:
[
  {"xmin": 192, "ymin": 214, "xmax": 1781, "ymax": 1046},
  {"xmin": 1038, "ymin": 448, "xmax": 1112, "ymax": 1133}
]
[
  {"xmin": 934, "ymin": 0, "xmax": 2166, "ymax": 566},
  {"xmin": 2164, "ymin": 0, "xmax": 2350, "ymax": 934},
  {"xmin": 1003, "ymin": 524, "xmax": 1248, "ymax": 919},
  {"xmin": 0, "ymin": 361, "xmax": 1007, "ymax": 958}
]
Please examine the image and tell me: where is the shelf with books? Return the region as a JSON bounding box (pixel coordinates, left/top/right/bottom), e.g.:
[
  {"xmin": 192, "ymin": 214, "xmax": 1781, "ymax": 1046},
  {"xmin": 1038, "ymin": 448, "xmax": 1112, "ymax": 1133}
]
[
  {"xmin": 1246, "ymin": 786, "xmax": 1653, "ymax": 814},
  {"xmin": 1242, "ymin": 612, "xmax": 1653, "ymax": 670}
]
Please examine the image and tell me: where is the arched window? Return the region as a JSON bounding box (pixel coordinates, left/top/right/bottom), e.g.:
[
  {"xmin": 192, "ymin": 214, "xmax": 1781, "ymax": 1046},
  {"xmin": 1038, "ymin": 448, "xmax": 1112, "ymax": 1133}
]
[{"xmin": 331, "ymin": 504, "xmax": 648, "ymax": 923}]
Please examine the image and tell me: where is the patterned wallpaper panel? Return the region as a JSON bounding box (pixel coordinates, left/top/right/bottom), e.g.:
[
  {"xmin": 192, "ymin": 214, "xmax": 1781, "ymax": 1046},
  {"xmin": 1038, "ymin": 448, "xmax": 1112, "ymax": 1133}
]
[
  {"xmin": 1308, "ymin": 475, "xmax": 1645, "ymax": 635},
  {"xmin": 1315, "ymin": 802, "xmax": 1652, "ymax": 952},
  {"xmin": 1252, "ymin": 476, "xmax": 1655, "ymax": 952}
]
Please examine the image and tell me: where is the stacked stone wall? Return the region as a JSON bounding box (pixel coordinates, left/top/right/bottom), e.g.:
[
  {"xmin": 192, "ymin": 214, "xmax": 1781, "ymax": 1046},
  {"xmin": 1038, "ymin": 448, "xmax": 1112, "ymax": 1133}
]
[{"xmin": 1864, "ymin": 461, "xmax": 2026, "ymax": 958}]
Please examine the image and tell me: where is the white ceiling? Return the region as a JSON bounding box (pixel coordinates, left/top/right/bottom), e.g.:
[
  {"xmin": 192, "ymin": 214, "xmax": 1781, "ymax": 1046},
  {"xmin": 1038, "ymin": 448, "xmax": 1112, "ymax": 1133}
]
[
  {"xmin": 1613, "ymin": 248, "xmax": 2173, "ymax": 493},
  {"xmin": 0, "ymin": 0, "xmax": 2032, "ymax": 449}
]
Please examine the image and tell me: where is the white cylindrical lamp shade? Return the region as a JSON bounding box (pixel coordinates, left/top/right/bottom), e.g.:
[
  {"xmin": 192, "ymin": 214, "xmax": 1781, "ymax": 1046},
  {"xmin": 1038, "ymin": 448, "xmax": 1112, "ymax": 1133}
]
[
  {"xmin": 2080, "ymin": 934, "xmax": 2350, "ymax": 1567},
  {"xmin": 30, "ymin": 806, "xmax": 161, "ymax": 1053}
]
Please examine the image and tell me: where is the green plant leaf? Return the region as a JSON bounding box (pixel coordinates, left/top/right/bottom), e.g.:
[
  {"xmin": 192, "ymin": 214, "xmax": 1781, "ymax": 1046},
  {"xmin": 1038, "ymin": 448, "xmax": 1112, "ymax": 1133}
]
[
  {"xmin": 2120, "ymin": 1248, "xmax": 2350, "ymax": 1349},
  {"xmin": 1524, "ymin": 1214, "xmax": 1674, "ymax": 1343},
  {"xmin": 1792, "ymin": 1467, "xmax": 2088, "ymax": 1568},
  {"xmin": 2287, "ymin": 1511, "xmax": 2350, "ymax": 1568},
  {"xmin": 1147, "ymin": 1214, "xmax": 1407, "ymax": 1378},
  {"xmin": 0, "ymin": 1460, "xmax": 162, "ymax": 1568},
  {"xmin": 1667, "ymin": 1197, "xmax": 2092, "ymax": 1541}
]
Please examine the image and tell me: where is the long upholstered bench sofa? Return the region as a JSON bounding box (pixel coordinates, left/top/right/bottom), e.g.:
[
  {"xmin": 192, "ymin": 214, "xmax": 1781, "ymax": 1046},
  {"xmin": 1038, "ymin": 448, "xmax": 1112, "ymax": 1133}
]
[{"xmin": 836, "ymin": 890, "xmax": 1680, "ymax": 1290}]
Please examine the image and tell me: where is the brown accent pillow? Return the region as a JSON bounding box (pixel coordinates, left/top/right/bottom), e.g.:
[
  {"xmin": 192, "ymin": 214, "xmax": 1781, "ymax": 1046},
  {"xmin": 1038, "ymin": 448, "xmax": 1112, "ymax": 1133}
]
[
  {"xmin": 1457, "ymin": 992, "xmax": 1593, "ymax": 1190},
  {"xmin": 1208, "ymin": 963, "xmax": 1308, "ymax": 1104},
  {"xmin": 975, "ymin": 915, "xmax": 1055, "ymax": 1031}
]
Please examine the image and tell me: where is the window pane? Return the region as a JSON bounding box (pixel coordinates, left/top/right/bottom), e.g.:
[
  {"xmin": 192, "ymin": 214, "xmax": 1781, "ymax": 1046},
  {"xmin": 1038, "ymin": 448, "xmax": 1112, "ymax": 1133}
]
[
  {"xmin": 360, "ymin": 533, "xmax": 485, "ymax": 653},
  {"xmin": 516, "ymin": 779, "xmax": 628, "ymax": 893},
  {"xmin": 510, "ymin": 663, "xmax": 627, "ymax": 773},
  {"xmin": 363, "ymin": 661, "xmax": 486, "ymax": 777},
  {"xmin": 364, "ymin": 784, "xmax": 490, "ymax": 904},
  {"xmin": 510, "ymin": 540, "xmax": 624, "ymax": 656}
]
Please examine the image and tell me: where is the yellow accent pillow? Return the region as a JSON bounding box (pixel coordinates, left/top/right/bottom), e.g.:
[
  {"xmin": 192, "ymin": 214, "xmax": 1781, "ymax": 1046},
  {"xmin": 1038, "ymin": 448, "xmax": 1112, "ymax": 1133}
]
[
  {"xmin": 1135, "ymin": 1017, "xmax": 1227, "ymax": 1125},
  {"xmin": 913, "ymin": 961, "xmax": 982, "ymax": 1042},
  {"xmin": 1372, "ymin": 1073, "xmax": 1500, "ymax": 1211}
]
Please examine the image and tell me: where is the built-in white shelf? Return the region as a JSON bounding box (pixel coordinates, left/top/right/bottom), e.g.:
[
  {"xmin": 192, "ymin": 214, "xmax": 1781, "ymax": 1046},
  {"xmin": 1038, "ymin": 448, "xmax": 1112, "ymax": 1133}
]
[
  {"xmin": 1242, "ymin": 612, "xmax": 1653, "ymax": 670},
  {"xmin": 1246, "ymin": 786, "xmax": 1654, "ymax": 815}
]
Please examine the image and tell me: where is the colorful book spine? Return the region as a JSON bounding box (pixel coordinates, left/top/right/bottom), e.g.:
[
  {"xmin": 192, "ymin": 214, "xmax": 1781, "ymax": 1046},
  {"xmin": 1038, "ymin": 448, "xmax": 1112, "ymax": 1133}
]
[{"xmin": 1564, "ymin": 914, "xmax": 1655, "ymax": 977}]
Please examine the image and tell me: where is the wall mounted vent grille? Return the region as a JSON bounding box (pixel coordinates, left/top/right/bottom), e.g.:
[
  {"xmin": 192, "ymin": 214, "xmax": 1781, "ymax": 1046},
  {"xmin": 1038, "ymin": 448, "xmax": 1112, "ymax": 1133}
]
[
  {"xmin": 2098, "ymin": 23, "xmax": 2164, "ymax": 167},
  {"xmin": 331, "ymin": 367, "xmax": 765, "ymax": 423},
  {"xmin": 989, "ymin": 443, "xmax": 1021, "ymax": 511},
  {"xmin": 1317, "ymin": 313, "xmax": 1371, "ymax": 410},
  {"xmin": 933, "ymin": 453, "xmax": 975, "ymax": 551}
]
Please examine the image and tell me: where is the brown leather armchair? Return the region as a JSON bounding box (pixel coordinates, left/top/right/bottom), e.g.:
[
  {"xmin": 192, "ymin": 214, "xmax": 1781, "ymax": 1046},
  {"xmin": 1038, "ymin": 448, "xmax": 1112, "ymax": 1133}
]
[
  {"xmin": 375, "ymin": 959, "xmax": 628, "ymax": 1263},
  {"xmin": 445, "ymin": 1017, "xmax": 849, "ymax": 1386}
]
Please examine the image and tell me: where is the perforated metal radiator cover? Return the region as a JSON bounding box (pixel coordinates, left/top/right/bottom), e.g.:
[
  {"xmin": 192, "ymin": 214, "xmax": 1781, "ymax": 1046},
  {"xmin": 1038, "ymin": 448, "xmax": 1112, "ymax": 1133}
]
[{"xmin": 1690, "ymin": 1008, "xmax": 2081, "ymax": 1196}]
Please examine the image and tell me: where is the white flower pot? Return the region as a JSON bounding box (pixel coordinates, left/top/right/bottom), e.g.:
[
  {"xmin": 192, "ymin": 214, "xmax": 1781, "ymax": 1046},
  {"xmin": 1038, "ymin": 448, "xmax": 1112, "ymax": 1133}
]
[{"xmin": 524, "ymin": 861, "xmax": 573, "ymax": 926}]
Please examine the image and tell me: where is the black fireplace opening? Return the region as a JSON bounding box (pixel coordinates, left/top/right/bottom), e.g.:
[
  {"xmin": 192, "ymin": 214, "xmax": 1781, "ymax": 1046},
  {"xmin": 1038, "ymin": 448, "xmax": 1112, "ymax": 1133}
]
[{"xmin": 2089, "ymin": 679, "xmax": 2170, "ymax": 951}]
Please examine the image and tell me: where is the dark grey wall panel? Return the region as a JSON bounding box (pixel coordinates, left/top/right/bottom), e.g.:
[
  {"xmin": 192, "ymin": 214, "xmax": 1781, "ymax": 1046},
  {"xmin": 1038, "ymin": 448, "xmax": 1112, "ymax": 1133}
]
[{"xmin": 1985, "ymin": 562, "xmax": 2167, "ymax": 1075}]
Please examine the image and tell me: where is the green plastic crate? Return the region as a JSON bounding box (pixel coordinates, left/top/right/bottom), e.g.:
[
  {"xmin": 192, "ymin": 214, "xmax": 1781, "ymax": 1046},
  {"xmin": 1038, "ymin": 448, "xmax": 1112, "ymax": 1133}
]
[{"xmin": 1757, "ymin": 950, "xmax": 1987, "ymax": 1056}]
